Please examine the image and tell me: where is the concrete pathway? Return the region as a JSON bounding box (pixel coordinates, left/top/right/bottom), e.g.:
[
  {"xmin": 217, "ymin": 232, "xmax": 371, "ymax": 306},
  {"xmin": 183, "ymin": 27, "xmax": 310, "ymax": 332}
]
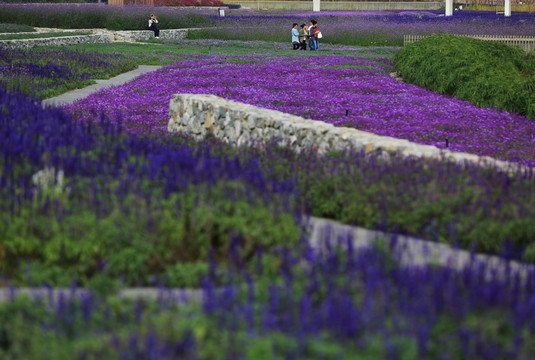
[{"xmin": 42, "ymin": 65, "xmax": 162, "ymax": 107}]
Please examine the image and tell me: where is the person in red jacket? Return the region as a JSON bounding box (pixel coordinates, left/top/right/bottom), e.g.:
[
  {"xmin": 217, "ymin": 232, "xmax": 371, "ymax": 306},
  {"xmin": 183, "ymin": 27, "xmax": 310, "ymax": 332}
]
[{"xmin": 308, "ymin": 19, "xmax": 319, "ymax": 51}]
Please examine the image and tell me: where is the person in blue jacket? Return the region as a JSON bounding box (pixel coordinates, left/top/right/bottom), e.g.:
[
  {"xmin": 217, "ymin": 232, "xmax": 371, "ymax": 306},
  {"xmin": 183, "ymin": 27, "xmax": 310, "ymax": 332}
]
[{"xmin": 291, "ymin": 23, "xmax": 300, "ymax": 50}]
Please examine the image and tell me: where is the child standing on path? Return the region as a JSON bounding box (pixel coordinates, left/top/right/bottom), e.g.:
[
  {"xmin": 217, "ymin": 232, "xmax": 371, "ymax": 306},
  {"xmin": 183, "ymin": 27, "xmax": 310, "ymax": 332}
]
[
  {"xmin": 291, "ymin": 23, "xmax": 300, "ymax": 50},
  {"xmin": 148, "ymin": 14, "xmax": 159, "ymax": 39}
]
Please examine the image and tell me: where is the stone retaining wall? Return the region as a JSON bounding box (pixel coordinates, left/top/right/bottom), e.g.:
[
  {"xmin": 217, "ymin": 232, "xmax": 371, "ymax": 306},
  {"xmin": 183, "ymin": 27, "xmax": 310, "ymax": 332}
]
[
  {"xmin": 168, "ymin": 94, "xmax": 524, "ymax": 172},
  {"xmin": 0, "ymin": 29, "xmax": 190, "ymax": 49},
  {"xmin": 107, "ymin": 29, "xmax": 190, "ymax": 42},
  {"xmin": 0, "ymin": 34, "xmax": 111, "ymax": 49}
]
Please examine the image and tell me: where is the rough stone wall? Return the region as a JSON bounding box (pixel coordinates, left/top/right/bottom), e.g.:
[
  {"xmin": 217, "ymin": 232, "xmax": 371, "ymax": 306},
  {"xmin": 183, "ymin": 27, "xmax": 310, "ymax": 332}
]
[
  {"xmin": 168, "ymin": 94, "xmax": 524, "ymax": 171},
  {"xmin": 0, "ymin": 34, "xmax": 112, "ymax": 49},
  {"xmin": 0, "ymin": 29, "xmax": 190, "ymax": 49},
  {"xmin": 111, "ymin": 29, "xmax": 189, "ymax": 42}
]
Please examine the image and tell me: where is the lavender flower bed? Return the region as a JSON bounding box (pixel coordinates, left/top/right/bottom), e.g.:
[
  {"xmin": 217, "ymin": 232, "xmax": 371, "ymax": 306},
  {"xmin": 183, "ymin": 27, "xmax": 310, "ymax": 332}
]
[
  {"xmin": 0, "ymin": 3, "xmax": 212, "ymax": 30},
  {"xmin": 1, "ymin": 88, "xmax": 301, "ymax": 288},
  {"xmin": 0, "ymin": 47, "xmax": 137, "ymax": 99},
  {"xmin": 2, "ymin": 241, "xmax": 535, "ymax": 359},
  {"xmin": 0, "ymin": 22, "xmax": 34, "ymax": 33},
  {"xmin": 66, "ymin": 53, "xmax": 535, "ymax": 167},
  {"xmin": 188, "ymin": 10, "xmax": 535, "ymax": 46},
  {"xmin": 1, "ymin": 4, "xmax": 535, "ymax": 46},
  {"xmin": 3, "ymin": 77, "xmax": 535, "ymax": 359}
]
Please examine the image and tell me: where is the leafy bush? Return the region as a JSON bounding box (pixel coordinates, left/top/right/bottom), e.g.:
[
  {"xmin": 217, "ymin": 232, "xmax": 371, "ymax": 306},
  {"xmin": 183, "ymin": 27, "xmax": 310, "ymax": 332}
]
[{"xmin": 394, "ymin": 34, "xmax": 535, "ymax": 119}]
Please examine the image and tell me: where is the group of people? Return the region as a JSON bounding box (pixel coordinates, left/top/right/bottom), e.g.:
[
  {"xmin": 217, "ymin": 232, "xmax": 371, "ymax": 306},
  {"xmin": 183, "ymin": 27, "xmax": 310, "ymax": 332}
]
[
  {"xmin": 149, "ymin": 13, "xmax": 321, "ymax": 50},
  {"xmin": 291, "ymin": 19, "xmax": 320, "ymax": 51}
]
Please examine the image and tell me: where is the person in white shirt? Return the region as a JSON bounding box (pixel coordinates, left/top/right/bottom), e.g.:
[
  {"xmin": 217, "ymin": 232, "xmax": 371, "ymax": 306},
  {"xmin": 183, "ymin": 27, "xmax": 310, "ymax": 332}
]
[{"xmin": 148, "ymin": 14, "xmax": 159, "ymax": 39}]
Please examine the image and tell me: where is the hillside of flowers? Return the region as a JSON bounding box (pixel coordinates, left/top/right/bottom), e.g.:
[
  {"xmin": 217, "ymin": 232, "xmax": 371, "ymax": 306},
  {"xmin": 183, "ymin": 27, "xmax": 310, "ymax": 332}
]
[
  {"xmin": 2, "ymin": 10, "xmax": 535, "ymax": 358},
  {"xmin": 65, "ymin": 52, "xmax": 535, "ymax": 167},
  {"xmin": 4, "ymin": 75, "xmax": 535, "ymax": 292},
  {"xmin": 2, "ymin": 84, "xmax": 535, "ymax": 356}
]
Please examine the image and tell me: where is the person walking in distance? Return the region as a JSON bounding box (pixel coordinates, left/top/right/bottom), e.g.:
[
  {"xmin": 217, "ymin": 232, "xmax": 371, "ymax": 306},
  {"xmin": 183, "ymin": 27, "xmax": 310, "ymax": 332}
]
[{"xmin": 149, "ymin": 14, "xmax": 159, "ymax": 39}]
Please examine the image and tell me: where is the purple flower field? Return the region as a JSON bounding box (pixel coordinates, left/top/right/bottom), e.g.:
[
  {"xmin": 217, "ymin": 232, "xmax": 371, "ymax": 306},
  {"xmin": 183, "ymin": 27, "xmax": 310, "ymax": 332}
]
[
  {"xmin": 66, "ymin": 53, "xmax": 535, "ymax": 167},
  {"xmin": 188, "ymin": 9, "xmax": 535, "ymax": 45}
]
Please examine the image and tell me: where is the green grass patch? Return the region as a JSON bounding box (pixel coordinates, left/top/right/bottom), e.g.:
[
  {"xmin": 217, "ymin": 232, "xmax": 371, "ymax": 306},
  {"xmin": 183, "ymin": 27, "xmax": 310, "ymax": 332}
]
[
  {"xmin": 2, "ymin": 181, "xmax": 299, "ymax": 289},
  {"xmin": 51, "ymin": 41, "xmax": 398, "ymax": 66},
  {"xmin": 394, "ymin": 34, "xmax": 535, "ymax": 119}
]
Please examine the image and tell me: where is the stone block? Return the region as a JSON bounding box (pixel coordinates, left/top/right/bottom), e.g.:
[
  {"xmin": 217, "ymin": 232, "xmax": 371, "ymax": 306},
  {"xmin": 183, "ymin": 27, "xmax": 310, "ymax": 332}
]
[{"xmin": 167, "ymin": 94, "xmax": 507, "ymax": 171}]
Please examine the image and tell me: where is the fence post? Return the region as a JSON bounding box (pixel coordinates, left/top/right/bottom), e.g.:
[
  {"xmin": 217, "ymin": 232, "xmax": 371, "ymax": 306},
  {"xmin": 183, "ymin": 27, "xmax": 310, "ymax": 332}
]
[
  {"xmin": 445, "ymin": 0, "xmax": 453, "ymax": 16},
  {"xmin": 313, "ymin": 0, "xmax": 320, "ymax": 12},
  {"xmin": 505, "ymin": 0, "xmax": 511, "ymax": 17}
]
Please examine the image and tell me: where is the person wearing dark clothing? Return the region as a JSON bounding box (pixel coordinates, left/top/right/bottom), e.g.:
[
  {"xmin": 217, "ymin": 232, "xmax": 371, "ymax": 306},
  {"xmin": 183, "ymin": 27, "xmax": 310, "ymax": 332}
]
[
  {"xmin": 148, "ymin": 14, "xmax": 159, "ymax": 39},
  {"xmin": 308, "ymin": 19, "xmax": 319, "ymax": 51},
  {"xmin": 299, "ymin": 23, "xmax": 307, "ymax": 50}
]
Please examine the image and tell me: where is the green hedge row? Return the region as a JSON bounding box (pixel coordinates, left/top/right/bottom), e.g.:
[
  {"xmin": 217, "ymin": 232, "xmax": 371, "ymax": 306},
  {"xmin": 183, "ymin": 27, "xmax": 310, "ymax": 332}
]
[{"xmin": 393, "ymin": 34, "xmax": 535, "ymax": 119}]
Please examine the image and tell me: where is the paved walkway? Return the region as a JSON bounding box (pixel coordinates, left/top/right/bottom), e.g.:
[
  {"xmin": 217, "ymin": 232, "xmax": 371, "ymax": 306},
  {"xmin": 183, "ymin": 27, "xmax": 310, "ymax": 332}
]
[{"xmin": 42, "ymin": 65, "xmax": 162, "ymax": 107}]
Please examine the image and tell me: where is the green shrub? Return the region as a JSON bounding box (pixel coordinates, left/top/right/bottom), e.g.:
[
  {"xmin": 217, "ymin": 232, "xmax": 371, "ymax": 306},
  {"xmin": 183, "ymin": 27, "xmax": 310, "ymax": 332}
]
[
  {"xmin": 394, "ymin": 34, "xmax": 535, "ymax": 119},
  {"xmin": 1, "ymin": 182, "xmax": 300, "ymax": 288}
]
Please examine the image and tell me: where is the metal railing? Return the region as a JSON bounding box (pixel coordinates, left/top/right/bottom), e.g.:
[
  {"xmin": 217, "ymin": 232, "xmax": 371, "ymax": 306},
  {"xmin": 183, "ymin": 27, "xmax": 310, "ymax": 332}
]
[{"xmin": 404, "ymin": 34, "xmax": 535, "ymax": 53}]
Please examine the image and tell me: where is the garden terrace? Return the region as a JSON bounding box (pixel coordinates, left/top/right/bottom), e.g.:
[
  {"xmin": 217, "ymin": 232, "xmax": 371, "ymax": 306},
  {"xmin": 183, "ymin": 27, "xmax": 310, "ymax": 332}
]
[
  {"xmin": 2, "ymin": 14, "xmax": 535, "ymax": 357},
  {"xmin": 3, "ymin": 83, "xmax": 535, "ymax": 293},
  {"xmin": 64, "ymin": 51, "xmax": 535, "ymax": 167}
]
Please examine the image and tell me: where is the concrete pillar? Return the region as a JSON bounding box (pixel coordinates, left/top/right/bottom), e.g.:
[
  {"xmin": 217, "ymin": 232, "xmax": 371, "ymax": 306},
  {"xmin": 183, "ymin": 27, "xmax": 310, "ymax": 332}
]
[
  {"xmin": 313, "ymin": 0, "xmax": 320, "ymax": 12},
  {"xmin": 445, "ymin": 0, "xmax": 453, "ymax": 16},
  {"xmin": 505, "ymin": 0, "xmax": 511, "ymax": 17}
]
